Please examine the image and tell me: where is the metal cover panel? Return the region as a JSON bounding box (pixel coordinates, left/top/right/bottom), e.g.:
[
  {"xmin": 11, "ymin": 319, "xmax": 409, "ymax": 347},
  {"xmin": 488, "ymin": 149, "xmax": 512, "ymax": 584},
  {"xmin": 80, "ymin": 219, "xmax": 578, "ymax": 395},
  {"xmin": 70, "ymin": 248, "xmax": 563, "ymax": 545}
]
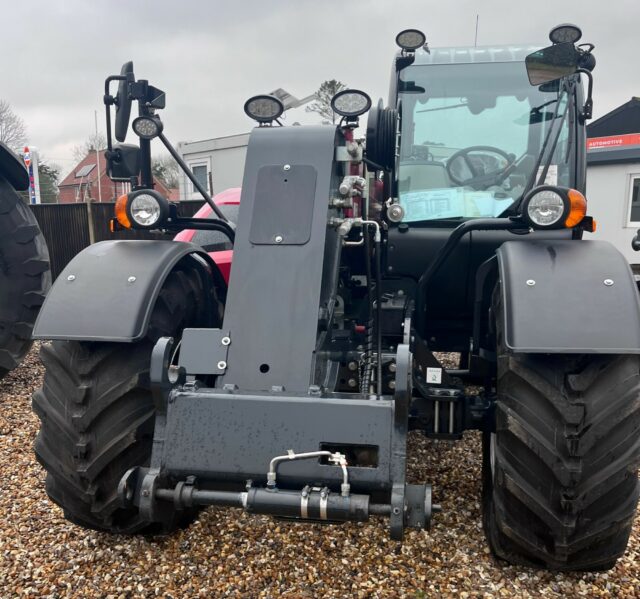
[
  {"xmin": 221, "ymin": 126, "xmax": 339, "ymax": 392},
  {"xmin": 497, "ymin": 240, "xmax": 640, "ymax": 353},
  {"xmin": 249, "ymin": 165, "xmax": 317, "ymax": 245},
  {"xmin": 179, "ymin": 328, "xmax": 229, "ymax": 375},
  {"xmin": 162, "ymin": 391, "xmax": 394, "ymax": 490}
]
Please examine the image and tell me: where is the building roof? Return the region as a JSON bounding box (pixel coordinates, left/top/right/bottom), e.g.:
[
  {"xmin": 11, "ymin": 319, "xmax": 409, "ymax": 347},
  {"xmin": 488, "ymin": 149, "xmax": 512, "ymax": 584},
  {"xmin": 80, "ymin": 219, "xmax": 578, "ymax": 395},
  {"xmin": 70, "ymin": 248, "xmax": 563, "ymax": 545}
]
[
  {"xmin": 587, "ymin": 97, "xmax": 640, "ymax": 138},
  {"xmin": 586, "ymin": 97, "xmax": 640, "ymax": 165},
  {"xmin": 58, "ymin": 149, "xmax": 179, "ymax": 200}
]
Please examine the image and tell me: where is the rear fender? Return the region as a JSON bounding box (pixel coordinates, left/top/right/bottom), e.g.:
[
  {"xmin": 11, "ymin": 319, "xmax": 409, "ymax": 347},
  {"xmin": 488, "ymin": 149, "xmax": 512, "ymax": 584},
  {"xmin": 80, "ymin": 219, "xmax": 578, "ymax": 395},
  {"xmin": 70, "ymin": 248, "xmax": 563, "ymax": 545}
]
[
  {"xmin": 33, "ymin": 240, "xmax": 226, "ymax": 342},
  {"xmin": 496, "ymin": 240, "xmax": 640, "ymax": 353}
]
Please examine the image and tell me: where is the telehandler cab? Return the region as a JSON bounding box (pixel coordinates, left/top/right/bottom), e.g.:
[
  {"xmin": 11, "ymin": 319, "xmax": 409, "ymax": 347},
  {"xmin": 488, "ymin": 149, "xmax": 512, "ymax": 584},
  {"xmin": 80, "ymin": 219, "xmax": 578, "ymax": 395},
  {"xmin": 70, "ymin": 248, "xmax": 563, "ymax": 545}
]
[{"xmin": 33, "ymin": 24, "xmax": 640, "ymax": 571}]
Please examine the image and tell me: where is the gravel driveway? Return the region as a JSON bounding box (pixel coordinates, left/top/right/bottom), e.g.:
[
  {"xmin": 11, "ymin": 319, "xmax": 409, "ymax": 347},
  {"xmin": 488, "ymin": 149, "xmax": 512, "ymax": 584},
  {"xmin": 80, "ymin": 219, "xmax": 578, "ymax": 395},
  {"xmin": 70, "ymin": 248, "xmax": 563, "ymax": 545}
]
[{"xmin": 1, "ymin": 346, "xmax": 638, "ymax": 598}]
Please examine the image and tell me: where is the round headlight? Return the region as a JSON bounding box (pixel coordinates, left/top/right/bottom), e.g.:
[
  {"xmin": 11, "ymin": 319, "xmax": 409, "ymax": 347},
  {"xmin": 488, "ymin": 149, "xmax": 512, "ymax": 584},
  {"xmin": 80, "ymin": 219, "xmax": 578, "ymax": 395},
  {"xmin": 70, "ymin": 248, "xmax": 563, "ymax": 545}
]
[
  {"xmin": 244, "ymin": 95, "xmax": 284, "ymax": 123},
  {"xmin": 523, "ymin": 187, "xmax": 568, "ymax": 228},
  {"xmin": 549, "ymin": 23, "xmax": 582, "ymax": 44},
  {"xmin": 132, "ymin": 116, "xmax": 163, "ymax": 139},
  {"xmin": 331, "ymin": 89, "xmax": 372, "ymax": 118},
  {"xmin": 395, "ymin": 29, "xmax": 426, "ymax": 51},
  {"xmin": 126, "ymin": 190, "xmax": 169, "ymax": 229}
]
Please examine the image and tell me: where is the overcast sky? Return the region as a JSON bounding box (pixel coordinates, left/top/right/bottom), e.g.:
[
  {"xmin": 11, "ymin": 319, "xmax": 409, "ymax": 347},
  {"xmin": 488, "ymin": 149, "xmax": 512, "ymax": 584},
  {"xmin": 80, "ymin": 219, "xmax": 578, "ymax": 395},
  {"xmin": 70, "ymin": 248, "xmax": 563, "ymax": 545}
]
[{"xmin": 2, "ymin": 0, "xmax": 638, "ymax": 176}]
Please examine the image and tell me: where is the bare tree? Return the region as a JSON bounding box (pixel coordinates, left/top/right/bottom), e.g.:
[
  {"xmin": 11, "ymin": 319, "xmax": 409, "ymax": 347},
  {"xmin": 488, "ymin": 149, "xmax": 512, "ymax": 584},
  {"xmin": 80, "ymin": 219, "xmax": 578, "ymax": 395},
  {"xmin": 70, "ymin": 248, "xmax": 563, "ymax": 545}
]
[
  {"xmin": 0, "ymin": 99, "xmax": 27, "ymax": 151},
  {"xmin": 72, "ymin": 132, "xmax": 107, "ymax": 162},
  {"xmin": 152, "ymin": 154, "xmax": 180, "ymax": 189},
  {"xmin": 305, "ymin": 80, "xmax": 347, "ymax": 124}
]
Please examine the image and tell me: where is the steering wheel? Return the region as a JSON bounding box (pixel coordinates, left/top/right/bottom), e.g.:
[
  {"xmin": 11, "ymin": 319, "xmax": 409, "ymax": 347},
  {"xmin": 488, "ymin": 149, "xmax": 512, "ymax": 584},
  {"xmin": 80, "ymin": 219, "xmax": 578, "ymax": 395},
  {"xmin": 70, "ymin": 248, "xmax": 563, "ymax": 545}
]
[{"xmin": 446, "ymin": 145, "xmax": 515, "ymax": 189}]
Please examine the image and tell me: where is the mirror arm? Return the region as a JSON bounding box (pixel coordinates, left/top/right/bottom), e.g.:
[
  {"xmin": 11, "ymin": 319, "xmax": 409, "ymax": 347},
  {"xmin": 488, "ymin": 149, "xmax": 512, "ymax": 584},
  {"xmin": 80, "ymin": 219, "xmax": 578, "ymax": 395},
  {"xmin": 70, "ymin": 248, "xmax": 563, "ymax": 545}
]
[
  {"xmin": 157, "ymin": 131, "xmax": 230, "ymax": 223},
  {"xmin": 103, "ymin": 75, "xmax": 127, "ymax": 154},
  {"xmin": 577, "ymin": 68, "xmax": 593, "ymax": 122}
]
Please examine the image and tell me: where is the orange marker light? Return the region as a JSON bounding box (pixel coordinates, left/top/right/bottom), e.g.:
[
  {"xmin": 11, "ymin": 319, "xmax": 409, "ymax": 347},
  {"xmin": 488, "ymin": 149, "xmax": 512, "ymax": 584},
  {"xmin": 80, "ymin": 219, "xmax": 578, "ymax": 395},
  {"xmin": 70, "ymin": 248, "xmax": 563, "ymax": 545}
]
[
  {"xmin": 565, "ymin": 189, "xmax": 587, "ymax": 228},
  {"xmin": 115, "ymin": 194, "xmax": 132, "ymax": 229}
]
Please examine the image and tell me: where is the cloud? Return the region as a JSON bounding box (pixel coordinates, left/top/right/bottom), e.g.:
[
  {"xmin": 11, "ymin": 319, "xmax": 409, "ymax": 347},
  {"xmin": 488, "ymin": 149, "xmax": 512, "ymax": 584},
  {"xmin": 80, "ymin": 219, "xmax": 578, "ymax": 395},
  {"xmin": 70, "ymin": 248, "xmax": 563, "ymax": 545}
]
[{"xmin": 1, "ymin": 0, "xmax": 637, "ymax": 175}]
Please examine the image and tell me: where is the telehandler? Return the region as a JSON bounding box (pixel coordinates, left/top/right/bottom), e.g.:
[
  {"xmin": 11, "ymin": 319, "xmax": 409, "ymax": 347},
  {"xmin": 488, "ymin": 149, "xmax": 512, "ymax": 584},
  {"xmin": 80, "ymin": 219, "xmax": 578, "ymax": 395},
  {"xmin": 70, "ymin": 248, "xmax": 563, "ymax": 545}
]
[{"xmin": 33, "ymin": 24, "xmax": 640, "ymax": 570}]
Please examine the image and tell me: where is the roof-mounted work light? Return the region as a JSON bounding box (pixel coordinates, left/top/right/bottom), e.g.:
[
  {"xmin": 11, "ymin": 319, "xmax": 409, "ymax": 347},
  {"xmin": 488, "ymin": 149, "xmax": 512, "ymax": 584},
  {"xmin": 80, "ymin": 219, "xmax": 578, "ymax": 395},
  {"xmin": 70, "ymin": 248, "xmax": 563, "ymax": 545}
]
[
  {"xmin": 549, "ymin": 23, "xmax": 582, "ymax": 44},
  {"xmin": 243, "ymin": 95, "xmax": 284, "ymax": 124},
  {"xmin": 331, "ymin": 89, "xmax": 372, "ymax": 118},
  {"xmin": 395, "ymin": 29, "xmax": 426, "ymax": 51}
]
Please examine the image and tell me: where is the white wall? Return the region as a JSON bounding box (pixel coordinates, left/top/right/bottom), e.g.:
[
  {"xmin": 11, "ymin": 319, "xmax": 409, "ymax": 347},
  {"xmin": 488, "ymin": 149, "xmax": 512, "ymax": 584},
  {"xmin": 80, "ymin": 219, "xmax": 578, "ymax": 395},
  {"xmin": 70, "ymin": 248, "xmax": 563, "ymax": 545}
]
[
  {"xmin": 587, "ymin": 162, "xmax": 640, "ymax": 265},
  {"xmin": 177, "ymin": 133, "xmax": 250, "ymax": 201}
]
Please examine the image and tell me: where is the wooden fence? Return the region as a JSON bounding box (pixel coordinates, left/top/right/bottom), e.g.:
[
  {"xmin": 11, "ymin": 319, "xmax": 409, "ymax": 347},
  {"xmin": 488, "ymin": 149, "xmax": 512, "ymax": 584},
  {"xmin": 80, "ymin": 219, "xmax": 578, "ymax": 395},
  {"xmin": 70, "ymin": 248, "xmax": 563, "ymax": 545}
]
[{"xmin": 30, "ymin": 201, "xmax": 204, "ymax": 280}]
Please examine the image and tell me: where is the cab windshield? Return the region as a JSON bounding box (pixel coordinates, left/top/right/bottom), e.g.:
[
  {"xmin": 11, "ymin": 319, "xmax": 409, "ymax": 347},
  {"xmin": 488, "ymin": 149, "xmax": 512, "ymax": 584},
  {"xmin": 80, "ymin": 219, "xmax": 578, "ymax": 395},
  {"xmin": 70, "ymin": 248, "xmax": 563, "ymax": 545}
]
[{"xmin": 398, "ymin": 60, "xmax": 574, "ymax": 222}]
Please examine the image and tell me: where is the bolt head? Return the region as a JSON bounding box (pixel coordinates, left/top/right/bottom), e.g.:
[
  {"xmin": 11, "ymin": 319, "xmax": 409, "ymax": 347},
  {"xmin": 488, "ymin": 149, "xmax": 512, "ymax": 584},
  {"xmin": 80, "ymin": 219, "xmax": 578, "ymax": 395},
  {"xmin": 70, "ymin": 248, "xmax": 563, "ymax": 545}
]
[
  {"xmin": 604, "ymin": 279, "xmax": 614, "ymax": 286},
  {"xmin": 348, "ymin": 361, "xmax": 358, "ymax": 371},
  {"xmin": 274, "ymin": 235, "xmax": 283, "ymax": 243},
  {"xmin": 67, "ymin": 274, "xmax": 76, "ymax": 282},
  {"xmin": 389, "ymin": 380, "xmax": 396, "ymax": 390},
  {"xmin": 221, "ymin": 336, "xmax": 231, "ymax": 346},
  {"xmin": 526, "ymin": 279, "xmax": 536, "ymax": 286},
  {"xmin": 128, "ymin": 276, "xmax": 136, "ymax": 283},
  {"xmin": 389, "ymin": 362, "xmax": 397, "ymax": 373},
  {"xmin": 283, "ymin": 164, "xmax": 291, "ymax": 171},
  {"xmin": 217, "ymin": 360, "xmax": 227, "ymax": 370},
  {"xmin": 347, "ymin": 378, "xmax": 357, "ymax": 388}
]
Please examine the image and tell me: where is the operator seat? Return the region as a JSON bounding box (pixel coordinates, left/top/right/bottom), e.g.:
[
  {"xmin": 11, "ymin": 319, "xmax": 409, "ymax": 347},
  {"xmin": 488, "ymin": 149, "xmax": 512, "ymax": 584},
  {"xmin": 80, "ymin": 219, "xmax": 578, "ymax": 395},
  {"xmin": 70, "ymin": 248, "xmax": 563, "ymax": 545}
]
[{"xmin": 398, "ymin": 160, "xmax": 452, "ymax": 192}]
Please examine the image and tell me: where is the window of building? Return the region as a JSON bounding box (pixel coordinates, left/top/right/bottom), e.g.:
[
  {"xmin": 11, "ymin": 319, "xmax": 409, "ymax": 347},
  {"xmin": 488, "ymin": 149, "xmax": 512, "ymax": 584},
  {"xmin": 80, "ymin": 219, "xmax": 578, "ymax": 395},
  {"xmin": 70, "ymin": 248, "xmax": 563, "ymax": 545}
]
[
  {"xmin": 190, "ymin": 164, "xmax": 209, "ymax": 194},
  {"xmin": 628, "ymin": 176, "xmax": 640, "ymax": 225}
]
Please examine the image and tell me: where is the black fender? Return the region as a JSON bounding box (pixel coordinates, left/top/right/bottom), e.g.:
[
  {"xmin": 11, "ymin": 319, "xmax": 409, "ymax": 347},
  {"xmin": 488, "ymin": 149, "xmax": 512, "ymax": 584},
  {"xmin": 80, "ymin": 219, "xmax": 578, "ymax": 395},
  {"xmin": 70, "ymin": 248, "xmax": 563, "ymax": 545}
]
[
  {"xmin": 33, "ymin": 240, "xmax": 226, "ymax": 342},
  {"xmin": 0, "ymin": 141, "xmax": 29, "ymax": 190},
  {"xmin": 496, "ymin": 240, "xmax": 640, "ymax": 353}
]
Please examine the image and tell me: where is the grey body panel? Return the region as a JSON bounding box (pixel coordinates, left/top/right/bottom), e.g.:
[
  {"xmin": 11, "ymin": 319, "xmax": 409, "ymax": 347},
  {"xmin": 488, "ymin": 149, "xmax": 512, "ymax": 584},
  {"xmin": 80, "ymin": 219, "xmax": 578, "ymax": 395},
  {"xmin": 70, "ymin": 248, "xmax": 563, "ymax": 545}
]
[
  {"xmin": 0, "ymin": 141, "xmax": 29, "ymax": 191},
  {"xmin": 497, "ymin": 240, "xmax": 640, "ymax": 353},
  {"xmin": 33, "ymin": 240, "xmax": 214, "ymax": 342},
  {"xmin": 162, "ymin": 389, "xmax": 394, "ymax": 491},
  {"xmin": 220, "ymin": 126, "xmax": 340, "ymax": 393}
]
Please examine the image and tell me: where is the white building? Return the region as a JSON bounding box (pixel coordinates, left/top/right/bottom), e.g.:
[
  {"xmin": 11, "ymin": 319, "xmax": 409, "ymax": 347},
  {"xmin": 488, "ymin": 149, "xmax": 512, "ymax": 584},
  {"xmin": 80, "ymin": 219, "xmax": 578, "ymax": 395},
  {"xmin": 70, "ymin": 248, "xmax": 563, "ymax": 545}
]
[
  {"xmin": 586, "ymin": 98, "xmax": 640, "ymax": 267},
  {"xmin": 177, "ymin": 132, "xmax": 250, "ymax": 201}
]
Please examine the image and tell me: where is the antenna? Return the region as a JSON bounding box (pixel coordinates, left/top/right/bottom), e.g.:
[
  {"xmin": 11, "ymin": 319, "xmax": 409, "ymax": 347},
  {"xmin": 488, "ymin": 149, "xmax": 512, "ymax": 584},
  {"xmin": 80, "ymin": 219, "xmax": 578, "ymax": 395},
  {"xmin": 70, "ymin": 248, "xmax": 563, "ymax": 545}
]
[{"xmin": 474, "ymin": 15, "xmax": 479, "ymax": 47}]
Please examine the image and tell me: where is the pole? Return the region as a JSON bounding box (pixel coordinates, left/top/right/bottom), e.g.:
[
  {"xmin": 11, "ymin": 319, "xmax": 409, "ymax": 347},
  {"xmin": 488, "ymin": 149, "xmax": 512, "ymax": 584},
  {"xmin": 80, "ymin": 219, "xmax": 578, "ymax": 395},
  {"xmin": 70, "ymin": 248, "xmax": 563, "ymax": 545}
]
[
  {"xmin": 474, "ymin": 15, "xmax": 479, "ymax": 47},
  {"xmin": 95, "ymin": 110, "xmax": 102, "ymax": 202}
]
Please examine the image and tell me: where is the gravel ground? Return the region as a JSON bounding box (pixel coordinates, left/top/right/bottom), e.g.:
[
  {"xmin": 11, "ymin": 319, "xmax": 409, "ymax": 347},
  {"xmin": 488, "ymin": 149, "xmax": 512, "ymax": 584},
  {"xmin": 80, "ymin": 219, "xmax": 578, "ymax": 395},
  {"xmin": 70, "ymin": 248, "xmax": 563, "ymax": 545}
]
[{"xmin": 0, "ymin": 346, "xmax": 639, "ymax": 598}]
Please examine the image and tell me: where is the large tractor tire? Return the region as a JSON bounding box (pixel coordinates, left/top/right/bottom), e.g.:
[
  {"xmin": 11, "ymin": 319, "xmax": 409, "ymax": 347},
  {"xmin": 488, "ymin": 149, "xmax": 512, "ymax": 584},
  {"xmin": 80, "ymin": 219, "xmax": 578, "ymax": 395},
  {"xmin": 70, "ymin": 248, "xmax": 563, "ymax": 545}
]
[
  {"xmin": 33, "ymin": 267, "xmax": 223, "ymax": 534},
  {"xmin": 0, "ymin": 175, "xmax": 50, "ymax": 379},
  {"xmin": 483, "ymin": 296, "xmax": 640, "ymax": 570}
]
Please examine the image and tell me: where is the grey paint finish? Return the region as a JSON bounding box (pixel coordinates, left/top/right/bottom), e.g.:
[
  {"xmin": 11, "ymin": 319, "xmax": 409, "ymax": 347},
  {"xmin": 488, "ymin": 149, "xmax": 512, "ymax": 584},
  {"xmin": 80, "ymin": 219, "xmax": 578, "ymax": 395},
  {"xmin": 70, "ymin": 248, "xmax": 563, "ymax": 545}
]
[
  {"xmin": 33, "ymin": 240, "xmax": 210, "ymax": 342},
  {"xmin": 220, "ymin": 126, "xmax": 339, "ymax": 393},
  {"xmin": 497, "ymin": 240, "xmax": 640, "ymax": 353},
  {"xmin": 162, "ymin": 390, "xmax": 394, "ymax": 491}
]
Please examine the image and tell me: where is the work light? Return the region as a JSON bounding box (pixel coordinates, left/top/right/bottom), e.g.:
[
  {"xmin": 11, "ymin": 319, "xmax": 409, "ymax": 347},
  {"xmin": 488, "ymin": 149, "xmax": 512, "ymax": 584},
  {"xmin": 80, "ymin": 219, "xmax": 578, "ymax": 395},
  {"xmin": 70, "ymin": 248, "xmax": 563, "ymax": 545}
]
[
  {"xmin": 521, "ymin": 185, "xmax": 587, "ymax": 229},
  {"xmin": 115, "ymin": 189, "xmax": 169, "ymax": 229},
  {"xmin": 549, "ymin": 23, "xmax": 582, "ymax": 44},
  {"xmin": 244, "ymin": 95, "xmax": 284, "ymax": 123},
  {"xmin": 395, "ymin": 29, "xmax": 426, "ymax": 51},
  {"xmin": 331, "ymin": 89, "xmax": 372, "ymax": 118},
  {"xmin": 132, "ymin": 116, "xmax": 163, "ymax": 139}
]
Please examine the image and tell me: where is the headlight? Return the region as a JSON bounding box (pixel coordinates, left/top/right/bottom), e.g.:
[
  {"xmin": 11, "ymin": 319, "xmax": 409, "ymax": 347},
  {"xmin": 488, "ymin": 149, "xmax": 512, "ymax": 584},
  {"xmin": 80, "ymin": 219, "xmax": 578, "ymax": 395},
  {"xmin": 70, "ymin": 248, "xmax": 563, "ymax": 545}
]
[
  {"xmin": 521, "ymin": 186, "xmax": 587, "ymax": 229},
  {"xmin": 330, "ymin": 89, "xmax": 372, "ymax": 118},
  {"xmin": 132, "ymin": 116, "xmax": 163, "ymax": 139},
  {"xmin": 114, "ymin": 189, "xmax": 169, "ymax": 229}
]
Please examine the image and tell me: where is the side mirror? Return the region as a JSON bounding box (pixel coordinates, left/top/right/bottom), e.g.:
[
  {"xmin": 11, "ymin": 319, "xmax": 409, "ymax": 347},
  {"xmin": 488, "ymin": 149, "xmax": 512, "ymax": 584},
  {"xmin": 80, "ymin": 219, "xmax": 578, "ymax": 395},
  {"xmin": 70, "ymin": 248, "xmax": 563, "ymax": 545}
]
[
  {"xmin": 525, "ymin": 42, "xmax": 579, "ymax": 86},
  {"xmin": 115, "ymin": 61, "xmax": 135, "ymax": 142},
  {"xmin": 105, "ymin": 143, "xmax": 140, "ymax": 182}
]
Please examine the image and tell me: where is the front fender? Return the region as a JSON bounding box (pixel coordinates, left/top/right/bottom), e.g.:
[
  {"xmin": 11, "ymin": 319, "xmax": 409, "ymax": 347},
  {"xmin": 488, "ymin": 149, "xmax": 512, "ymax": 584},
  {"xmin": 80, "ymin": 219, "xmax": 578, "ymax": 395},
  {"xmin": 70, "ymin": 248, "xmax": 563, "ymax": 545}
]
[
  {"xmin": 497, "ymin": 240, "xmax": 640, "ymax": 353},
  {"xmin": 33, "ymin": 240, "xmax": 224, "ymax": 342}
]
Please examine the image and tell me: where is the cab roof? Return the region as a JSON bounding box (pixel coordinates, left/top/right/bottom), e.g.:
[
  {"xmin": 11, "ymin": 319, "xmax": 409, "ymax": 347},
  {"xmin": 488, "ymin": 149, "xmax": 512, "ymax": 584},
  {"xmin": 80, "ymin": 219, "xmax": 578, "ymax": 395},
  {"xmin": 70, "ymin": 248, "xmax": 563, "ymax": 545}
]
[{"xmin": 411, "ymin": 44, "xmax": 543, "ymax": 66}]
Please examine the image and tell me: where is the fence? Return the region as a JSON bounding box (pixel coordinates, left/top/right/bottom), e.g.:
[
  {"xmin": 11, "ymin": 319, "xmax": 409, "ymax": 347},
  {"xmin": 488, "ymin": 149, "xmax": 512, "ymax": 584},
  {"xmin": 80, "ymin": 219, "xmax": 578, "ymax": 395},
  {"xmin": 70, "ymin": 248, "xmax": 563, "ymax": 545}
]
[{"xmin": 30, "ymin": 200, "xmax": 205, "ymax": 280}]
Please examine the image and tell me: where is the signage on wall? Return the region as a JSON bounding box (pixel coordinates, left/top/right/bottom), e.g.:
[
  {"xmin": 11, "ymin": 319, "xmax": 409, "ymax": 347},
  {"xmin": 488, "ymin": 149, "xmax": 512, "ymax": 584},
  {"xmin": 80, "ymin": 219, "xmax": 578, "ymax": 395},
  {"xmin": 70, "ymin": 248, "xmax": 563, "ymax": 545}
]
[
  {"xmin": 587, "ymin": 133, "xmax": 640, "ymax": 151},
  {"xmin": 22, "ymin": 146, "xmax": 41, "ymax": 204}
]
